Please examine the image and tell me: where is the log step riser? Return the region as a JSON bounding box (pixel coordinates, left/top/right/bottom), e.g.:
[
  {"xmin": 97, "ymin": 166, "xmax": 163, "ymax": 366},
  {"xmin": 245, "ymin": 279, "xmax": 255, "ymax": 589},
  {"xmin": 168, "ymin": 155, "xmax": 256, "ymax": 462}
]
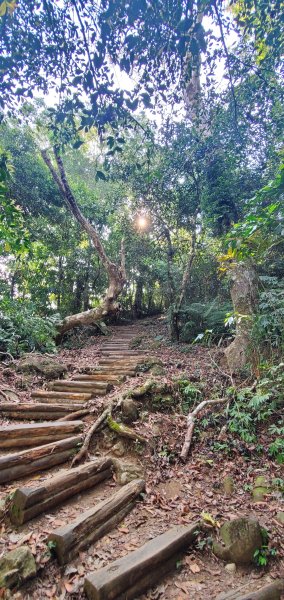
[
  {"xmin": 48, "ymin": 479, "xmax": 145, "ymax": 565},
  {"xmin": 31, "ymin": 391, "xmax": 92, "ymax": 400},
  {"xmin": 0, "ymin": 403, "xmax": 81, "ymax": 420},
  {"xmin": 0, "ymin": 436, "xmax": 83, "ymax": 484},
  {"xmin": 73, "ymin": 376, "xmax": 123, "ymax": 384},
  {"xmin": 84, "ymin": 522, "xmax": 200, "ymax": 600},
  {"xmin": 51, "ymin": 387, "xmax": 107, "ymax": 395},
  {"xmin": 0, "ymin": 422, "xmax": 84, "ymax": 449},
  {"xmin": 49, "ymin": 381, "xmax": 110, "ymax": 390},
  {"xmin": 10, "ymin": 458, "xmax": 113, "ymax": 525}
]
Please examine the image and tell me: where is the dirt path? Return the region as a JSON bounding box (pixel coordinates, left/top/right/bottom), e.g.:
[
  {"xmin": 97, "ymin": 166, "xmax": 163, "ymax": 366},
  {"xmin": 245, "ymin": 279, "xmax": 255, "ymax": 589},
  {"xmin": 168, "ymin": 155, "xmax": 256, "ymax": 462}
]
[{"xmin": 0, "ymin": 318, "xmax": 283, "ymax": 599}]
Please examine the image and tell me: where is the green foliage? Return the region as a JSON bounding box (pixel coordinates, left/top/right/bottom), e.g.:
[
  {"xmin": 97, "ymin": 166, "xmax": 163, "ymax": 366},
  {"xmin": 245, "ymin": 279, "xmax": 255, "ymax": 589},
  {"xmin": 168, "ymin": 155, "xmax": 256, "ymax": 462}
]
[
  {"xmin": 157, "ymin": 445, "xmax": 176, "ymax": 462},
  {"xmin": 268, "ymin": 425, "xmax": 284, "ymax": 464},
  {"xmin": 271, "ymin": 477, "xmax": 284, "ymax": 493},
  {"xmin": 0, "ymin": 299, "xmax": 58, "ymax": 356},
  {"xmin": 225, "ymin": 162, "xmax": 284, "ymax": 261},
  {"xmin": 0, "ymin": 148, "xmax": 29, "ymax": 255},
  {"xmin": 178, "ymin": 379, "xmax": 203, "ymax": 414},
  {"xmin": 179, "ymin": 300, "xmax": 233, "ymax": 343},
  {"xmin": 253, "ymin": 528, "xmax": 277, "ymax": 568},
  {"xmin": 226, "ymin": 364, "xmax": 284, "ymax": 462},
  {"xmin": 151, "ymin": 395, "xmax": 176, "ymax": 411},
  {"xmin": 252, "ymin": 276, "xmax": 284, "ymax": 356}
]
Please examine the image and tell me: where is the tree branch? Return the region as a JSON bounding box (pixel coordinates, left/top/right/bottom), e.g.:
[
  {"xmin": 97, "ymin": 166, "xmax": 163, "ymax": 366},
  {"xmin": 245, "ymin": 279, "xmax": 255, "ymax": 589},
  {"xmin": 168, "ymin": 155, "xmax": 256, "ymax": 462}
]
[{"xmin": 212, "ymin": 0, "xmax": 239, "ymax": 133}]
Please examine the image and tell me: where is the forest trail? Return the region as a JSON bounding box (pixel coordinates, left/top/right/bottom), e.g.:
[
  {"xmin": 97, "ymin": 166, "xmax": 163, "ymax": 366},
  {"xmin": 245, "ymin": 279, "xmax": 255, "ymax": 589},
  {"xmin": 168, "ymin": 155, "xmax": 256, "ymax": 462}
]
[
  {"xmin": 0, "ymin": 324, "xmax": 202, "ymax": 599},
  {"xmin": 0, "ymin": 320, "xmax": 283, "ymax": 600}
]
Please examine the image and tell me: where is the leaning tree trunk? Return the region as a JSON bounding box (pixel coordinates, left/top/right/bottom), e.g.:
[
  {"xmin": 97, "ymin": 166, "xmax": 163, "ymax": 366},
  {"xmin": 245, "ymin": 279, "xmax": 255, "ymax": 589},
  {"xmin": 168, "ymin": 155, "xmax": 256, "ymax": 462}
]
[
  {"xmin": 41, "ymin": 148, "xmax": 126, "ymax": 335},
  {"xmin": 224, "ymin": 262, "xmax": 258, "ymax": 372}
]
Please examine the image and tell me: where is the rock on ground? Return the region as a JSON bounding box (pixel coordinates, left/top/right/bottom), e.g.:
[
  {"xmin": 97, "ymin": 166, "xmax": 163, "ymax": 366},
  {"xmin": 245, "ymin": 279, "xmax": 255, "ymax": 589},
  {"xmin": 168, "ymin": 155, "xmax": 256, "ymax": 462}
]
[
  {"xmin": 213, "ymin": 517, "xmax": 263, "ymax": 564},
  {"xmin": 121, "ymin": 399, "xmax": 139, "ymax": 423},
  {"xmin": 0, "ymin": 546, "xmax": 36, "ymax": 589},
  {"xmin": 16, "ymin": 354, "xmax": 67, "ymax": 379},
  {"xmin": 113, "ymin": 460, "xmax": 144, "ymax": 485}
]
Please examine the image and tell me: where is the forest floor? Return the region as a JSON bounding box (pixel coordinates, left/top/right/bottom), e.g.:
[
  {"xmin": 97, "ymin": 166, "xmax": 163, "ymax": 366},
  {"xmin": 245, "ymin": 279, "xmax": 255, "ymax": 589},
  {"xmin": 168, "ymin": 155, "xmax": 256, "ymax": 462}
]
[{"xmin": 0, "ymin": 316, "xmax": 283, "ymax": 599}]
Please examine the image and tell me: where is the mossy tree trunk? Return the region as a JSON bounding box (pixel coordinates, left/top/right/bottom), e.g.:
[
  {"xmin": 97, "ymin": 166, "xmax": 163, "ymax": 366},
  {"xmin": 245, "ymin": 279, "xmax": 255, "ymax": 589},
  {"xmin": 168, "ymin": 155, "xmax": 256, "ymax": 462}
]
[{"xmin": 224, "ymin": 262, "xmax": 258, "ymax": 371}]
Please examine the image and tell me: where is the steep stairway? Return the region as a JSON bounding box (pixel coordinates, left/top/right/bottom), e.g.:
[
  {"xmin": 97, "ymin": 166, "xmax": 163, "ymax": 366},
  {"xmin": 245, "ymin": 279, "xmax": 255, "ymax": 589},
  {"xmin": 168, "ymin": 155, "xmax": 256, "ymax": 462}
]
[{"xmin": 0, "ymin": 325, "xmax": 199, "ymax": 598}]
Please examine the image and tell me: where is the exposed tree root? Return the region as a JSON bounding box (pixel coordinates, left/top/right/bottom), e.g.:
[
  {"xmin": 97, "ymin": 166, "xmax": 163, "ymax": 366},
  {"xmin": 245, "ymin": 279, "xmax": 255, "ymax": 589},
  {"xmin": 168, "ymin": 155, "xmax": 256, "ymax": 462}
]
[
  {"xmin": 180, "ymin": 397, "xmax": 227, "ymax": 462},
  {"xmin": 70, "ymin": 392, "xmax": 147, "ymax": 466},
  {"xmin": 107, "ymin": 415, "xmax": 147, "ymax": 444},
  {"xmin": 60, "ymin": 408, "xmax": 91, "ymax": 422},
  {"xmin": 0, "ymin": 386, "xmax": 20, "ymax": 403},
  {"xmin": 71, "ymin": 402, "xmax": 113, "ymax": 466}
]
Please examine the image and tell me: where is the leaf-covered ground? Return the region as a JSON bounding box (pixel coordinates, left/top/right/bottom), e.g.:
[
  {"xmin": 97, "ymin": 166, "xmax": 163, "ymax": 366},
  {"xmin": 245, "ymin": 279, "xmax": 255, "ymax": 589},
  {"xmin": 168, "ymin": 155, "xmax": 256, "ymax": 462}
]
[{"xmin": 0, "ymin": 317, "xmax": 283, "ymax": 599}]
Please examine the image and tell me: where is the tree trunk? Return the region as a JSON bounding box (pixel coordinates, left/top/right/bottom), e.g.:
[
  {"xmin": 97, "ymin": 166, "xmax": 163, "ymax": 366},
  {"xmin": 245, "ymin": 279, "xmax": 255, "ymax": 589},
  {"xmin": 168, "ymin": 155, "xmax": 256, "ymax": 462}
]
[
  {"xmin": 164, "ymin": 228, "xmax": 175, "ymax": 307},
  {"xmin": 73, "ymin": 274, "xmax": 84, "ymax": 313},
  {"xmin": 83, "ymin": 247, "xmax": 92, "ymax": 311},
  {"xmin": 57, "ymin": 256, "xmax": 63, "ymax": 309},
  {"xmin": 41, "ymin": 149, "xmax": 126, "ymax": 334},
  {"xmin": 224, "ymin": 262, "xmax": 258, "ymax": 372},
  {"xmin": 133, "ymin": 277, "xmax": 143, "ymax": 319},
  {"xmin": 169, "ymin": 213, "xmax": 198, "ymax": 341}
]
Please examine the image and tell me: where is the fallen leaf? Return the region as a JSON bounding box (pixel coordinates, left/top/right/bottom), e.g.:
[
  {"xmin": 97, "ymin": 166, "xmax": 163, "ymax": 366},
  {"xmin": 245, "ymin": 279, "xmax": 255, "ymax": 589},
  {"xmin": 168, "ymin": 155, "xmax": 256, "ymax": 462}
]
[
  {"xmin": 189, "ymin": 563, "xmax": 201, "ymax": 573},
  {"xmin": 118, "ymin": 527, "xmax": 129, "ymax": 534},
  {"xmin": 64, "ymin": 581, "xmax": 74, "ymax": 593},
  {"xmin": 201, "ymin": 511, "xmax": 217, "ymax": 527}
]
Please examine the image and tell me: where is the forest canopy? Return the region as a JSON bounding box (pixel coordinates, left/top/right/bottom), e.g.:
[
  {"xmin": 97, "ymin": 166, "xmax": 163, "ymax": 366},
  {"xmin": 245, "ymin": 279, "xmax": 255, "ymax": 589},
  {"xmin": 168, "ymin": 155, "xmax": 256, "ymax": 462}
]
[{"xmin": 0, "ymin": 0, "xmax": 283, "ymax": 363}]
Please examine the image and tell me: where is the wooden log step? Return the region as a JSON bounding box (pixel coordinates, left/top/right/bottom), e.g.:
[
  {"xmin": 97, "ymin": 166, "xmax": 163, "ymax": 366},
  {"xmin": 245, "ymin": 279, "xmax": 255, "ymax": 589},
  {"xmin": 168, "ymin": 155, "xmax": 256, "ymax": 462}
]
[
  {"xmin": 100, "ymin": 357, "xmax": 139, "ymax": 361},
  {"xmin": 84, "ymin": 521, "xmax": 200, "ymax": 600},
  {"xmin": 0, "ymin": 435, "xmax": 83, "ymax": 484},
  {"xmin": 0, "ymin": 421, "xmax": 84, "ymax": 449},
  {"xmin": 96, "ymin": 362, "xmax": 137, "ymax": 367},
  {"xmin": 73, "ymin": 375, "xmax": 123, "ymax": 384},
  {"xmin": 96, "ymin": 369, "xmax": 136, "ymax": 376},
  {"xmin": 102, "ymin": 342, "xmax": 130, "ymax": 345},
  {"xmin": 49, "ymin": 380, "xmax": 110, "ymax": 390},
  {"xmin": 50, "ymin": 381, "xmax": 111, "ymax": 391},
  {"xmin": 31, "ymin": 391, "xmax": 92, "ymax": 401},
  {"xmin": 48, "ymin": 478, "xmax": 145, "ymax": 565},
  {"xmin": 101, "ymin": 345, "xmax": 130, "ymax": 349},
  {"xmin": 100, "ymin": 359, "xmax": 143, "ymax": 363},
  {"xmin": 10, "ymin": 458, "xmax": 113, "ymax": 525},
  {"xmin": 0, "ymin": 403, "xmax": 81, "ymax": 420},
  {"xmin": 98, "ymin": 363, "xmax": 138, "ymax": 369},
  {"xmin": 100, "ymin": 349, "xmax": 143, "ymax": 353},
  {"xmin": 101, "ymin": 346, "xmax": 145, "ymax": 356},
  {"xmin": 33, "ymin": 397, "xmax": 88, "ymax": 406},
  {"xmin": 51, "ymin": 386, "xmax": 108, "ymax": 395}
]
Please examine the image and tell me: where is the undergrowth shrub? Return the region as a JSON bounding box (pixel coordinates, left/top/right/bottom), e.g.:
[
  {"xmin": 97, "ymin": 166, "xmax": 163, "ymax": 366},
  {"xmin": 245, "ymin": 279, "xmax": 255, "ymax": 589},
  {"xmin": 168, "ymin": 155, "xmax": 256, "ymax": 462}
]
[
  {"xmin": 177, "ymin": 378, "xmax": 203, "ymax": 414},
  {"xmin": 179, "ymin": 300, "xmax": 232, "ymax": 343},
  {"xmin": 226, "ymin": 363, "xmax": 284, "ymax": 463},
  {"xmin": 252, "ymin": 276, "xmax": 284, "ymax": 357},
  {"xmin": 0, "ymin": 299, "xmax": 58, "ymax": 356}
]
